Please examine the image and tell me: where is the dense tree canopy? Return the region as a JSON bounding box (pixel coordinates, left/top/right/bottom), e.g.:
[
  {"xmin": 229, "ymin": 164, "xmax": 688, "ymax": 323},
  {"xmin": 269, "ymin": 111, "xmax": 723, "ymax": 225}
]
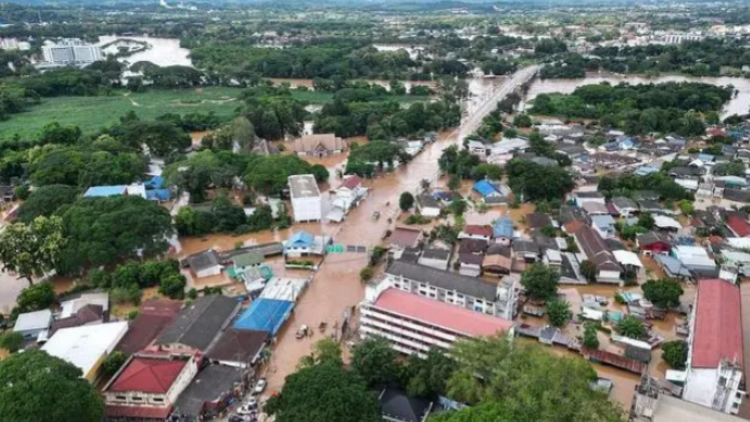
[
  {"xmin": 520, "ymin": 263, "xmax": 560, "ymax": 301},
  {"xmin": 16, "ymin": 185, "xmax": 80, "ymax": 224},
  {"xmin": 661, "ymin": 340, "xmax": 688, "ymax": 369},
  {"xmin": 0, "ymin": 216, "xmax": 66, "ymax": 284},
  {"xmin": 244, "ymin": 154, "xmax": 323, "ymax": 195},
  {"xmin": 0, "ymin": 349, "xmax": 104, "ymax": 422},
  {"xmin": 506, "ymin": 159, "xmax": 574, "ymax": 202},
  {"xmin": 351, "ymin": 336, "xmax": 399, "ymax": 387},
  {"xmin": 642, "ymin": 278, "xmax": 684, "ymax": 309}
]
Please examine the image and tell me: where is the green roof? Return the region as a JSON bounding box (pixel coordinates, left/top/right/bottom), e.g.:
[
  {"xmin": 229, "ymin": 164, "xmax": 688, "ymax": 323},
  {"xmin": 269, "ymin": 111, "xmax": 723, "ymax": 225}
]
[{"xmin": 233, "ymin": 251, "xmax": 264, "ymax": 268}]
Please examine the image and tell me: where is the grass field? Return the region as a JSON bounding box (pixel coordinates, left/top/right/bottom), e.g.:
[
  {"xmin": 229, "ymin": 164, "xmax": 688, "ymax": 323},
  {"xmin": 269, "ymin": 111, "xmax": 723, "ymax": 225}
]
[{"xmin": 0, "ymin": 87, "xmax": 430, "ymax": 140}]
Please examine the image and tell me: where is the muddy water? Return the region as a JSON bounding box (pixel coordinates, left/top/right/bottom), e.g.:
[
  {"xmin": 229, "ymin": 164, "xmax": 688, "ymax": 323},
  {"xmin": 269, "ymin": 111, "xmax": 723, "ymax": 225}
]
[
  {"xmin": 269, "ymin": 78, "xmax": 436, "ymax": 92},
  {"xmin": 97, "ymin": 36, "xmax": 192, "ymax": 68},
  {"xmin": 523, "ymin": 74, "xmax": 750, "ymax": 118}
]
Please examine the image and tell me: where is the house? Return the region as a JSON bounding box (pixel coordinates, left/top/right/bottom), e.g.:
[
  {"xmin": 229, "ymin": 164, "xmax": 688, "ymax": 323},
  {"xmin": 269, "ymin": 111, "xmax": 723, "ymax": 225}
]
[
  {"xmin": 399, "ymin": 247, "xmax": 421, "ymax": 264},
  {"xmin": 329, "ymin": 175, "xmax": 366, "ymax": 221},
  {"xmin": 467, "ymin": 140, "xmax": 488, "ymax": 156},
  {"xmin": 612, "ymin": 197, "xmax": 639, "ymax": 217},
  {"xmin": 483, "ymin": 245, "xmax": 512, "ymax": 277},
  {"xmin": 459, "ymin": 225, "xmax": 493, "ymax": 242},
  {"xmin": 556, "ymin": 144, "xmax": 587, "ymax": 160},
  {"xmin": 526, "ymin": 212, "xmax": 553, "ymax": 230},
  {"xmin": 638, "ymin": 199, "xmax": 665, "ymax": 214},
  {"xmin": 186, "ymin": 249, "xmax": 222, "ymax": 278},
  {"xmin": 283, "ymin": 230, "xmax": 329, "ymax": 257},
  {"xmin": 155, "ymin": 295, "xmax": 241, "ymax": 354},
  {"xmin": 116, "ymin": 299, "xmax": 183, "ymax": 355},
  {"xmin": 571, "ymin": 191, "xmax": 605, "ymax": 207},
  {"xmin": 591, "ymin": 214, "xmax": 616, "ymax": 239},
  {"xmin": 103, "ymin": 353, "xmax": 201, "ymax": 421},
  {"xmin": 668, "ymin": 166, "xmax": 703, "ymax": 179},
  {"xmin": 289, "ymin": 174, "xmax": 322, "ymax": 222},
  {"xmin": 672, "ymin": 245, "xmax": 718, "ymax": 277},
  {"xmin": 493, "ymin": 218, "xmax": 514, "ymax": 246},
  {"xmin": 378, "ymin": 388, "xmax": 434, "ymax": 422},
  {"xmin": 292, "ymin": 133, "xmax": 345, "ymax": 157},
  {"xmin": 206, "ymin": 328, "xmax": 268, "ymax": 368},
  {"xmin": 653, "ymin": 215, "xmax": 681, "ymax": 232},
  {"xmin": 631, "ymin": 380, "xmax": 747, "ymax": 422},
  {"xmin": 583, "ymin": 202, "xmax": 610, "ymax": 216},
  {"xmin": 172, "ymin": 364, "xmax": 246, "ymax": 421},
  {"xmin": 42, "ymin": 322, "xmax": 129, "ymax": 382},
  {"xmin": 573, "ymin": 225, "xmax": 622, "ymax": 284},
  {"xmin": 433, "ymin": 190, "xmax": 457, "ymax": 205},
  {"xmin": 726, "ymin": 215, "xmax": 750, "ymax": 238},
  {"xmin": 50, "ymin": 303, "xmax": 106, "ymax": 335},
  {"xmin": 723, "ymin": 188, "xmax": 750, "ymax": 204},
  {"xmin": 417, "ymin": 248, "xmax": 451, "ymax": 271},
  {"xmin": 473, "ymin": 180, "xmax": 509, "ymax": 204},
  {"xmin": 636, "ymin": 232, "xmax": 672, "ymax": 255},
  {"xmin": 13, "ymin": 309, "xmax": 52, "ymax": 340},
  {"xmin": 380, "ymin": 261, "xmax": 518, "ymax": 320},
  {"xmin": 559, "ymin": 205, "xmax": 590, "ymax": 226},
  {"xmin": 682, "ymin": 279, "xmax": 745, "ymax": 414},
  {"xmin": 458, "ymin": 238, "xmax": 488, "ymax": 277},
  {"xmin": 232, "ymin": 251, "xmax": 264, "ymax": 273},
  {"xmin": 416, "ymin": 194, "xmax": 441, "ymax": 218},
  {"xmin": 654, "ymin": 254, "xmax": 692, "ymax": 279},
  {"xmin": 389, "ymin": 227, "xmax": 424, "ymax": 259},
  {"xmin": 512, "ymin": 240, "xmax": 540, "ymax": 263},
  {"xmin": 360, "ymin": 287, "xmax": 515, "ymax": 357}
]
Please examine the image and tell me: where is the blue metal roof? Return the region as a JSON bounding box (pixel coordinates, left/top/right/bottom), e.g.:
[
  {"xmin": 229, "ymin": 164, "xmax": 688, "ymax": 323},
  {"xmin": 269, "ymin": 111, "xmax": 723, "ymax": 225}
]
[
  {"xmin": 83, "ymin": 185, "xmax": 127, "ymax": 198},
  {"xmin": 146, "ymin": 189, "xmax": 171, "ymax": 201},
  {"xmin": 697, "ymin": 153, "xmax": 715, "ymax": 162},
  {"xmin": 473, "ymin": 180, "xmax": 498, "ymax": 198},
  {"xmin": 493, "ymin": 218, "xmax": 514, "ymax": 238},
  {"xmin": 287, "ymin": 230, "xmax": 315, "ymax": 249},
  {"xmin": 145, "ymin": 176, "xmax": 165, "ymax": 189},
  {"xmin": 233, "ymin": 298, "xmax": 294, "ymax": 335}
]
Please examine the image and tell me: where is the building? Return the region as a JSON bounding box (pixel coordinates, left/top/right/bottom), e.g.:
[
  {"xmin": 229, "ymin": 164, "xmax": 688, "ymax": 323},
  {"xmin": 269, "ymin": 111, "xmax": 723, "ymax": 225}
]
[
  {"xmin": 571, "ymin": 191, "xmax": 605, "ymax": 207},
  {"xmin": 459, "ymin": 225, "xmax": 493, "ymax": 242},
  {"xmin": 42, "ymin": 321, "xmax": 129, "ymax": 382},
  {"xmin": 378, "ymin": 388, "xmax": 434, "ymax": 422},
  {"xmin": 232, "ymin": 298, "xmax": 294, "ymax": 337},
  {"xmin": 186, "ymin": 249, "xmax": 222, "ymax": 278},
  {"xmin": 13, "ymin": 309, "xmax": 52, "ymax": 340},
  {"xmin": 416, "ymin": 194, "xmax": 441, "ymax": 218},
  {"xmin": 591, "ymin": 214, "xmax": 617, "ymax": 238},
  {"xmin": 328, "ymin": 175, "xmax": 366, "ymax": 222},
  {"xmin": 636, "ymin": 232, "xmax": 672, "ymax": 255},
  {"xmin": 292, "ymin": 133, "xmax": 345, "ymax": 157},
  {"xmin": 381, "ymin": 261, "xmax": 517, "ymax": 320},
  {"xmin": 103, "ymin": 353, "xmax": 201, "ymax": 421},
  {"xmin": 172, "ymin": 364, "xmax": 246, "ymax": 421},
  {"xmin": 205, "ymin": 328, "xmax": 268, "ymax": 368},
  {"xmin": 611, "ymin": 196, "xmax": 639, "ymax": 217},
  {"xmin": 232, "ymin": 251, "xmax": 264, "ymax": 273},
  {"xmin": 288, "ymin": 174, "xmax": 322, "ymax": 222},
  {"xmin": 389, "ymin": 227, "xmax": 423, "ymax": 259},
  {"xmin": 682, "ymin": 279, "xmax": 744, "ymax": 415},
  {"xmin": 417, "ymin": 248, "xmax": 451, "ymax": 271},
  {"xmin": 155, "ymin": 295, "xmax": 241, "ymax": 353},
  {"xmin": 360, "ymin": 287, "xmax": 514, "ymax": 356},
  {"xmin": 671, "ymin": 246, "xmax": 718, "ymax": 277},
  {"xmin": 42, "ymin": 38, "xmax": 103, "ymax": 66},
  {"xmin": 50, "ymin": 303, "xmax": 106, "ymax": 335},
  {"xmin": 573, "ymin": 225, "xmax": 622, "ymax": 284},
  {"xmin": 493, "ymin": 218, "xmax": 514, "ymax": 246},
  {"xmin": 472, "ymin": 180, "xmax": 509, "ymax": 204},
  {"xmin": 283, "ymin": 230, "xmax": 329, "ymax": 257},
  {"xmin": 726, "ymin": 215, "xmax": 750, "ymax": 238},
  {"xmin": 116, "ymin": 299, "xmax": 183, "ymax": 355}
]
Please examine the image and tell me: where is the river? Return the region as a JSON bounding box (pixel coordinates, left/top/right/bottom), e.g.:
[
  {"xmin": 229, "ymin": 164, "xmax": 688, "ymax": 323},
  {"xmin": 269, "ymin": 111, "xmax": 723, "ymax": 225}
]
[{"xmin": 523, "ymin": 73, "xmax": 750, "ymax": 118}]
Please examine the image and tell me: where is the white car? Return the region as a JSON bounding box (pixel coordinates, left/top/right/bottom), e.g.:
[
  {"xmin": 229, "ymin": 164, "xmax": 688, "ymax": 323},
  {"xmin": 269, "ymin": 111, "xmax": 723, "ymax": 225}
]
[
  {"xmin": 245, "ymin": 397, "xmax": 258, "ymax": 408},
  {"xmin": 253, "ymin": 378, "xmax": 267, "ymax": 395},
  {"xmin": 237, "ymin": 404, "xmax": 257, "ymax": 416}
]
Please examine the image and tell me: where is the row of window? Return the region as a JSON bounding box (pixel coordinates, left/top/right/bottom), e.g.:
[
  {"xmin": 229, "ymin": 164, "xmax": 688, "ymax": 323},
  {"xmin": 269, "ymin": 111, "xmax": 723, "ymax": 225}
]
[
  {"xmin": 362, "ymin": 307, "xmax": 465, "ymax": 344},
  {"xmin": 112, "ymin": 395, "xmax": 165, "ymax": 404}
]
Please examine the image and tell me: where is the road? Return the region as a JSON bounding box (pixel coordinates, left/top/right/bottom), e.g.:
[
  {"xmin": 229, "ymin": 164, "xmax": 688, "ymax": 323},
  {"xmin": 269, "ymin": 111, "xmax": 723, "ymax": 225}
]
[{"xmin": 260, "ymin": 66, "xmax": 541, "ymax": 396}]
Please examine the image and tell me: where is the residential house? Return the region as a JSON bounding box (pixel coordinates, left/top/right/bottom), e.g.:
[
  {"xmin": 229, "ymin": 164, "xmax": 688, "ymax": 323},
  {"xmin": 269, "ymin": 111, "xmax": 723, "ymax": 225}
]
[
  {"xmin": 116, "ymin": 299, "xmax": 183, "ymax": 355},
  {"xmin": 13, "ymin": 309, "xmax": 52, "ymax": 340},
  {"xmin": 416, "ymin": 195, "xmax": 441, "ymax": 218},
  {"xmin": 573, "ymin": 225, "xmax": 622, "ymax": 284},
  {"xmin": 379, "ymin": 261, "xmax": 518, "ymax": 320},
  {"xmin": 556, "ymin": 144, "xmax": 587, "ymax": 160},
  {"xmin": 638, "ymin": 200, "xmax": 665, "ymax": 214},
  {"xmin": 473, "ymin": 180, "xmax": 510, "ymax": 205},
  {"xmin": 571, "ymin": 191, "xmax": 606, "ymax": 207},
  {"xmin": 467, "ymin": 140, "xmax": 489, "ymax": 156},
  {"xmin": 50, "ymin": 304, "xmax": 106, "ymax": 335},
  {"xmin": 329, "ymin": 175, "xmax": 366, "ymax": 221},
  {"xmin": 378, "ymin": 388, "xmax": 434, "ymax": 422},
  {"xmin": 591, "ymin": 214, "xmax": 617, "ymax": 239},
  {"xmin": 433, "ymin": 191, "xmax": 457, "ymax": 205},
  {"xmin": 232, "ymin": 251, "xmax": 264, "ymax": 274},
  {"xmin": 682, "ymin": 279, "xmax": 745, "ymax": 415},
  {"xmin": 583, "ymin": 202, "xmax": 610, "ymax": 216},
  {"xmin": 526, "ymin": 212, "xmax": 554, "ymax": 230},
  {"xmin": 389, "ymin": 227, "xmax": 424, "ymax": 260},
  {"xmin": 612, "ymin": 197, "xmax": 639, "ymax": 217},
  {"xmin": 289, "ymin": 174, "xmax": 322, "ymax": 222},
  {"xmin": 723, "ymin": 188, "xmax": 750, "ymax": 205},
  {"xmin": 653, "ymin": 215, "xmax": 682, "ymax": 232},
  {"xmin": 0, "ymin": 185, "xmax": 14, "ymax": 204},
  {"xmin": 559, "ymin": 205, "xmax": 590, "ymax": 226},
  {"xmin": 493, "ymin": 218, "xmax": 514, "ymax": 246},
  {"xmin": 172, "ymin": 364, "xmax": 246, "ymax": 421},
  {"xmin": 458, "ymin": 238, "xmax": 488, "ymax": 277},
  {"xmin": 459, "ymin": 225, "xmax": 493, "ymax": 242},
  {"xmin": 512, "ymin": 239, "xmax": 540, "ymax": 264},
  {"xmin": 186, "ymin": 249, "xmax": 222, "ymax": 278},
  {"xmin": 154, "ymin": 295, "xmax": 241, "ymax": 354},
  {"xmin": 417, "ymin": 248, "xmax": 451, "ymax": 271},
  {"xmin": 103, "ymin": 353, "xmax": 201, "ymax": 421},
  {"xmin": 636, "ymin": 232, "xmax": 672, "ymax": 255},
  {"xmin": 671, "ymin": 245, "xmax": 718, "ymax": 277},
  {"xmin": 292, "ymin": 133, "xmax": 345, "ymax": 157},
  {"xmin": 206, "ymin": 328, "xmax": 268, "ymax": 369},
  {"xmin": 283, "ymin": 230, "xmax": 329, "ymax": 257},
  {"xmin": 483, "ymin": 245, "xmax": 512, "ymax": 277},
  {"xmin": 726, "ymin": 215, "xmax": 750, "ymax": 238},
  {"xmin": 654, "ymin": 254, "xmax": 692, "ymax": 280}
]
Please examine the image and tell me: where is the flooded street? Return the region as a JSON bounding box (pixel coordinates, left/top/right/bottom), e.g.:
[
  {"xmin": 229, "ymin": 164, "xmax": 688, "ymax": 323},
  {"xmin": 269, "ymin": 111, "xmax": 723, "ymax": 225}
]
[
  {"xmin": 96, "ymin": 36, "xmax": 192, "ymax": 68},
  {"xmin": 523, "ymin": 73, "xmax": 750, "ymax": 118}
]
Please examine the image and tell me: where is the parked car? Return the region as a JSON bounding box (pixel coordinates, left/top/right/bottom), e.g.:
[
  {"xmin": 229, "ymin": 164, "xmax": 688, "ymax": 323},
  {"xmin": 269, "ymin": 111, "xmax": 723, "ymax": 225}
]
[
  {"xmin": 245, "ymin": 397, "xmax": 258, "ymax": 408},
  {"xmin": 229, "ymin": 415, "xmax": 255, "ymax": 422},
  {"xmin": 253, "ymin": 378, "xmax": 267, "ymax": 395},
  {"xmin": 237, "ymin": 404, "xmax": 257, "ymax": 416}
]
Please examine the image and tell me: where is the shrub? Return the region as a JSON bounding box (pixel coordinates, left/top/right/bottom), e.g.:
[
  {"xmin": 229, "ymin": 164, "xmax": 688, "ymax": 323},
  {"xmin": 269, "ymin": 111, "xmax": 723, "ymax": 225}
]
[
  {"xmin": 126, "ymin": 310, "xmax": 139, "ymax": 320},
  {"xmin": 0, "ymin": 332, "xmax": 25, "ymax": 353},
  {"xmin": 360, "ymin": 266, "xmax": 374, "ymax": 283}
]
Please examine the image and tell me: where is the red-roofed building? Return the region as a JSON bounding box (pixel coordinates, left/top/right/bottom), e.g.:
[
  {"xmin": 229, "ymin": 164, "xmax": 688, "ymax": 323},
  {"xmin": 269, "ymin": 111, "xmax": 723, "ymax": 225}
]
[
  {"xmin": 683, "ymin": 279, "xmax": 745, "ymax": 415},
  {"xmin": 103, "ymin": 353, "xmax": 201, "ymax": 421},
  {"xmin": 459, "ymin": 224, "xmax": 493, "ymax": 242},
  {"xmin": 360, "ymin": 287, "xmax": 514, "ymax": 356},
  {"xmin": 116, "ymin": 299, "xmax": 183, "ymax": 355},
  {"xmin": 726, "ymin": 215, "xmax": 750, "ymax": 238}
]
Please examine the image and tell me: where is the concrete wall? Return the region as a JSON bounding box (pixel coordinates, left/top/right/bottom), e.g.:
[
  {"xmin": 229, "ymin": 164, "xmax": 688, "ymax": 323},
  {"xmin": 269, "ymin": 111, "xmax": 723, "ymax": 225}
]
[{"xmin": 291, "ymin": 196, "xmax": 322, "ymax": 222}]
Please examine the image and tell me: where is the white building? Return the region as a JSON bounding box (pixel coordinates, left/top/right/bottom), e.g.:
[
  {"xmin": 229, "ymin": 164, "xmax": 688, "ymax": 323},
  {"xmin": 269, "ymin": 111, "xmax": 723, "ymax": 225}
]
[
  {"xmin": 682, "ymin": 279, "xmax": 745, "ymax": 415},
  {"xmin": 42, "ymin": 38, "xmax": 103, "ymax": 66},
  {"xmin": 360, "ymin": 287, "xmax": 514, "ymax": 357},
  {"xmin": 13, "ymin": 309, "xmax": 52, "ymax": 340},
  {"xmin": 42, "ymin": 321, "xmax": 129, "ymax": 382},
  {"xmin": 288, "ymin": 174, "xmax": 322, "ymax": 222}
]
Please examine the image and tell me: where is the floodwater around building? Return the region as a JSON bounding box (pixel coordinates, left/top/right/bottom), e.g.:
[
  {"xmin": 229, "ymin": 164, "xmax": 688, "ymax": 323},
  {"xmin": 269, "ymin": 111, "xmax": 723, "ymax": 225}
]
[{"xmin": 96, "ymin": 36, "xmax": 192, "ymax": 68}]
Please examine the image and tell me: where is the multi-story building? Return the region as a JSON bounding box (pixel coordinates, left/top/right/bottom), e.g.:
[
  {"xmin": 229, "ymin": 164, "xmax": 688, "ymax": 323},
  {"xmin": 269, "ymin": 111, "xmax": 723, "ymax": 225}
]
[
  {"xmin": 360, "ymin": 287, "xmax": 514, "ymax": 356},
  {"xmin": 682, "ymin": 278, "xmax": 745, "ymax": 415},
  {"xmin": 377, "ymin": 261, "xmax": 518, "ymax": 320},
  {"xmin": 41, "ymin": 38, "xmax": 103, "ymax": 66},
  {"xmin": 288, "ymin": 174, "xmax": 322, "ymax": 222}
]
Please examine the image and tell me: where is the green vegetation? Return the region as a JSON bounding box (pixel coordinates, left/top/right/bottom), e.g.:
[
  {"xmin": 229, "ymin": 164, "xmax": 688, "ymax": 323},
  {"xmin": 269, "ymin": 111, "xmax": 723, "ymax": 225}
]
[
  {"xmin": 520, "ymin": 263, "xmax": 560, "ymax": 301},
  {"xmin": 399, "ymin": 191, "xmax": 415, "ymax": 211},
  {"xmin": 0, "ymin": 331, "xmax": 24, "ymax": 353},
  {"xmin": 617, "ymin": 315, "xmax": 647, "ymax": 340},
  {"xmin": 642, "ymin": 278, "xmax": 684, "ymax": 309},
  {"xmin": 662, "ymin": 340, "xmax": 688, "ymax": 369},
  {"xmin": 102, "ymin": 351, "xmax": 128, "ymax": 377},
  {"xmin": 506, "ymin": 158, "xmax": 575, "ymax": 202},
  {"xmin": 547, "ymin": 299, "xmax": 571, "ymax": 327},
  {"xmin": 597, "ymin": 173, "xmax": 691, "ymax": 202},
  {"xmin": 0, "ymin": 216, "xmax": 65, "ymax": 285},
  {"xmin": 583, "ymin": 323, "xmax": 600, "ymax": 349}
]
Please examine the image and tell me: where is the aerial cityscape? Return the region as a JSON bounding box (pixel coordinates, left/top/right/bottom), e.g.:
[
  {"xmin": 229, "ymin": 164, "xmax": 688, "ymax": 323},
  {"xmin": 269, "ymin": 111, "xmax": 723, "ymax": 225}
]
[{"xmin": 1, "ymin": 0, "xmax": 750, "ymax": 421}]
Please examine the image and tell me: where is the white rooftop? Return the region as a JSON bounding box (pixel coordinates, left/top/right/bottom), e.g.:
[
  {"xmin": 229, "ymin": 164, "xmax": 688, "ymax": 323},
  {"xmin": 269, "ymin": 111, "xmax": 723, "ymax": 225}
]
[
  {"xmin": 288, "ymin": 174, "xmax": 320, "ymax": 199},
  {"xmin": 613, "ymin": 250, "xmax": 643, "ymax": 268},
  {"xmin": 651, "ymin": 394, "xmax": 745, "ymax": 422},
  {"xmin": 259, "ymin": 277, "xmax": 309, "ymax": 302},
  {"xmin": 672, "ymin": 245, "xmax": 716, "ymax": 268},
  {"xmin": 653, "ymin": 215, "xmax": 681, "ymax": 230},
  {"xmin": 14, "ymin": 309, "xmax": 52, "ymax": 332},
  {"xmin": 42, "ymin": 321, "xmax": 128, "ymax": 377},
  {"xmin": 60, "ymin": 292, "xmax": 109, "ymax": 319}
]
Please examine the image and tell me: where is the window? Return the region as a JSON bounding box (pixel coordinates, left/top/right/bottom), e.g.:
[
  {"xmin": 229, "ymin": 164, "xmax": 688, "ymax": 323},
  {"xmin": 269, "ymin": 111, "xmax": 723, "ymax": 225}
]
[
  {"xmin": 152, "ymin": 397, "xmax": 164, "ymax": 403},
  {"xmin": 115, "ymin": 395, "xmax": 127, "ymax": 402},
  {"xmin": 131, "ymin": 396, "xmax": 143, "ymax": 401}
]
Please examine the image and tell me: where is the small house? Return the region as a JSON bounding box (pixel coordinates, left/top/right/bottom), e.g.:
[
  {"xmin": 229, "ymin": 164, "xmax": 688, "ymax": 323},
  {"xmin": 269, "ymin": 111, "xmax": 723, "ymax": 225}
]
[
  {"xmin": 233, "ymin": 251, "xmax": 264, "ymax": 273},
  {"xmin": 483, "ymin": 245, "xmax": 512, "ymax": 277},
  {"xmin": 591, "ymin": 215, "xmax": 616, "ymax": 239},
  {"xmin": 459, "ymin": 225, "xmax": 493, "ymax": 242},
  {"xmin": 389, "ymin": 227, "xmax": 423, "ymax": 260},
  {"xmin": 653, "ymin": 215, "xmax": 681, "ymax": 232},
  {"xmin": 493, "ymin": 218, "xmax": 514, "ymax": 246},
  {"xmin": 726, "ymin": 215, "xmax": 750, "ymax": 238},
  {"xmin": 525, "ymin": 212, "xmax": 554, "ymax": 230},
  {"xmin": 187, "ymin": 249, "xmax": 222, "ymax": 278},
  {"xmin": 283, "ymin": 230, "xmax": 327, "ymax": 257},
  {"xmin": 636, "ymin": 232, "xmax": 672, "ymax": 255},
  {"xmin": 473, "ymin": 180, "xmax": 509, "ymax": 205},
  {"xmin": 612, "ymin": 197, "xmax": 638, "ymax": 217},
  {"xmin": 292, "ymin": 134, "xmax": 345, "ymax": 157},
  {"xmin": 14, "ymin": 309, "xmax": 52, "ymax": 340},
  {"xmin": 417, "ymin": 248, "xmax": 451, "ymax": 271},
  {"xmin": 416, "ymin": 195, "xmax": 441, "ymax": 218},
  {"xmin": 571, "ymin": 191, "xmax": 605, "ymax": 207}
]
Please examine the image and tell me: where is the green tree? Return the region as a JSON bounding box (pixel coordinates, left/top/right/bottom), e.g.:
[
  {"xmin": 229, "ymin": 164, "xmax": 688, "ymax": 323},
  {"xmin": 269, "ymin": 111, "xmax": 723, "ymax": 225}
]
[
  {"xmin": 583, "ymin": 323, "xmax": 600, "ymax": 349},
  {"xmin": 102, "ymin": 350, "xmax": 128, "ymax": 377},
  {"xmin": 399, "ymin": 192, "xmax": 415, "ymax": 211},
  {"xmin": 116, "ymin": 120, "xmax": 192, "ymax": 157},
  {"xmin": 299, "ymin": 338, "xmax": 344, "ymax": 369},
  {"xmin": 0, "ymin": 216, "xmax": 66, "ymax": 284},
  {"xmin": 617, "ymin": 315, "xmax": 646, "ymax": 339},
  {"xmin": 661, "ymin": 340, "xmax": 688, "ymax": 369},
  {"xmin": 678, "ymin": 199, "xmax": 693, "ymax": 215},
  {"xmin": 470, "ymin": 164, "xmax": 502, "ymax": 181},
  {"xmin": 506, "ymin": 159, "xmax": 574, "ymax": 202},
  {"xmin": 642, "ymin": 278, "xmax": 684, "ymax": 309},
  {"xmin": 0, "ymin": 349, "xmax": 104, "ymax": 422},
  {"xmin": 158, "ymin": 274, "xmax": 187, "ymax": 299},
  {"xmin": 547, "ymin": 299, "xmax": 571, "ymax": 327},
  {"xmin": 245, "ymin": 155, "xmax": 315, "ymax": 195},
  {"xmin": 16, "ymin": 185, "xmax": 79, "ymax": 224},
  {"xmin": 521, "ymin": 263, "xmax": 560, "ymax": 301},
  {"xmin": 402, "ymin": 349, "xmax": 456, "ymax": 398},
  {"xmin": 264, "ymin": 361, "xmax": 380, "ymax": 422},
  {"xmin": 580, "ymin": 260, "xmax": 598, "ymax": 283},
  {"xmin": 0, "ymin": 331, "xmax": 24, "ymax": 352},
  {"xmin": 164, "ymin": 151, "xmax": 236, "ymax": 203},
  {"xmin": 359, "ymin": 266, "xmax": 374, "ymax": 283},
  {"xmin": 448, "ymin": 199, "xmax": 468, "ymax": 216},
  {"xmin": 448, "ymin": 175, "xmax": 461, "ymax": 191},
  {"xmin": 513, "ymin": 113, "xmax": 533, "ymax": 128},
  {"xmin": 14, "ymin": 283, "xmax": 56, "ymax": 314},
  {"xmin": 444, "ymin": 335, "xmax": 622, "ymax": 422},
  {"xmin": 637, "ymin": 212, "xmax": 655, "ymax": 230},
  {"xmin": 351, "ymin": 336, "xmax": 399, "ymax": 387}
]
